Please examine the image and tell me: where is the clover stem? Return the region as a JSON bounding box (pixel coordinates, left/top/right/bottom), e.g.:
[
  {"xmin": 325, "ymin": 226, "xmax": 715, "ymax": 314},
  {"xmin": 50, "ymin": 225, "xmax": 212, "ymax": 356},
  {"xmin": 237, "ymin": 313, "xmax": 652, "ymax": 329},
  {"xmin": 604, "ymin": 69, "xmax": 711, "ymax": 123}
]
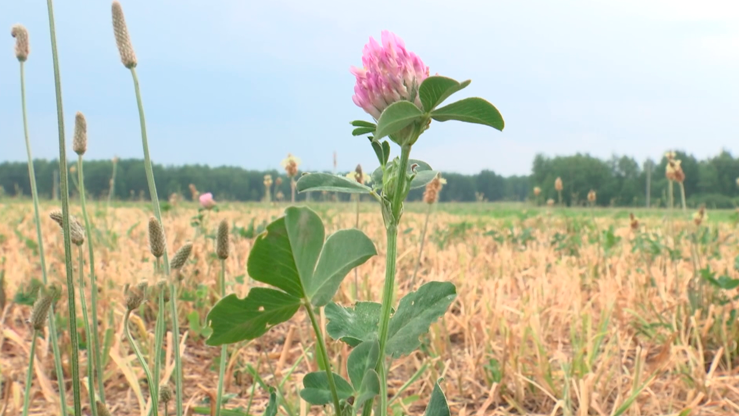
[
  {"xmin": 304, "ymin": 301, "xmax": 342, "ymax": 416},
  {"xmin": 373, "ymin": 142, "xmax": 413, "ymax": 416}
]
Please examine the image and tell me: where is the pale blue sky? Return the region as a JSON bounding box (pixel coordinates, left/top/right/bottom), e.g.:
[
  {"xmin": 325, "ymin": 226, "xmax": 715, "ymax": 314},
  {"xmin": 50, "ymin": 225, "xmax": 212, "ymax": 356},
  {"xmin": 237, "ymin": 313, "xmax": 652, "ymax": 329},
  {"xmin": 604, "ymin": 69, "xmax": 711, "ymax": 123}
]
[{"xmin": 2, "ymin": 0, "xmax": 738, "ymax": 175}]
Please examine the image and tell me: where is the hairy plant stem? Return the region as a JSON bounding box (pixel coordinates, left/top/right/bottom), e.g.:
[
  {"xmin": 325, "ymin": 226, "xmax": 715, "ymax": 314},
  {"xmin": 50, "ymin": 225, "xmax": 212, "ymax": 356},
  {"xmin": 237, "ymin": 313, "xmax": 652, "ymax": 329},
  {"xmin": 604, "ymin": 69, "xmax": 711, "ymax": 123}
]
[
  {"xmin": 128, "ymin": 67, "xmax": 182, "ymax": 416},
  {"xmin": 367, "ymin": 142, "xmax": 414, "ymax": 416},
  {"xmin": 77, "ymin": 246, "xmax": 98, "ymax": 416},
  {"xmin": 411, "ymin": 202, "xmax": 433, "ymax": 287},
  {"xmin": 18, "ymin": 60, "xmax": 67, "ymax": 414},
  {"xmin": 22, "ymin": 332, "xmax": 38, "ymax": 416},
  {"xmin": 45, "ymin": 0, "xmax": 82, "ymax": 413},
  {"xmin": 125, "ymin": 311, "xmax": 158, "ymax": 416},
  {"xmin": 78, "ymin": 155, "xmax": 105, "ymax": 403},
  {"xmin": 304, "ymin": 301, "xmax": 342, "ymax": 416},
  {"xmin": 215, "ymin": 259, "xmax": 228, "ymax": 416},
  {"xmin": 354, "ymin": 194, "xmax": 360, "ymax": 300}
]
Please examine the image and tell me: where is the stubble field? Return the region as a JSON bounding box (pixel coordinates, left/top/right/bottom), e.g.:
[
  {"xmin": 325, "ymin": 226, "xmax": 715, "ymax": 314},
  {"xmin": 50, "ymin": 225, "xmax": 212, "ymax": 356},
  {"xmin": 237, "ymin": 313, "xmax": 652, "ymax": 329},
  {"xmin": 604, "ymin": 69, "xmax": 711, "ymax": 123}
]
[{"xmin": 1, "ymin": 200, "xmax": 739, "ymax": 416}]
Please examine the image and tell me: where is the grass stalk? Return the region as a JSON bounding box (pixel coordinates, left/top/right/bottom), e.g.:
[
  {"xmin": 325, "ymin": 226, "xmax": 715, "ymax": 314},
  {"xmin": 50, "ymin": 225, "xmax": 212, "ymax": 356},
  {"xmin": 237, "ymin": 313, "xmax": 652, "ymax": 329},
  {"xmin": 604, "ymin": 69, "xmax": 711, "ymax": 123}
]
[
  {"xmin": 125, "ymin": 310, "xmax": 159, "ymax": 416},
  {"xmin": 44, "ymin": 0, "xmax": 83, "ymax": 413},
  {"xmin": 78, "ymin": 154, "xmax": 105, "ymax": 403},
  {"xmin": 128, "ymin": 66, "xmax": 183, "ymax": 416},
  {"xmin": 107, "ymin": 158, "xmax": 118, "ymax": 208},
  {"xmin": 215, "ymin": 258, "xmax": 228, "ymax": 416},
  {"xmin": 21, "ymin": 332, "xmax": 38, "ymax": 416},
  {"xmin": 18, "ymin": 58, "xmax": 67, "ymax": 415},
  {"xmin": 77, "ymin": 245, "xmax": 98, "ymax": 416},
  {"xmin": 153, "ymin": 285, "xmax": 166, "ymax": 413},
  {"xmin": 411, "ymin": 202, "xmax": 433, "ymax": 287}
]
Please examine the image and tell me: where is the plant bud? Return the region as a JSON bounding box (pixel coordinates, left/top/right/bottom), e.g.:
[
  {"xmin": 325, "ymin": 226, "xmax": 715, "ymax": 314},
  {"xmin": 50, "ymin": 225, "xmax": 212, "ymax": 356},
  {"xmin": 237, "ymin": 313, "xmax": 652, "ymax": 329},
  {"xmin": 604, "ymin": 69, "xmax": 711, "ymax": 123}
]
[
  {"xmin": 170, "ymin": 242, "xmax": 193, "ymax": 270},
  {"xmin": 111, "ymin": 1, "xmax": 137, "ymax": 68},
  {"xmin": 11, "ymin": 24, "xmax": 30, "ymax": 62},
  {"xmin": 148, "ymin": 216, "xmax": 166, "ymax": 259},
  {"xmin": 73, "ymin": 112, "xmax": 87, "ymax": 155},
  {"xmin": 124, "ymin": 281, "xmax": 147, "ymax": 312},
  {"xmin": 217, "ymin": 219, "xmax": 229, "ymax": 260}
]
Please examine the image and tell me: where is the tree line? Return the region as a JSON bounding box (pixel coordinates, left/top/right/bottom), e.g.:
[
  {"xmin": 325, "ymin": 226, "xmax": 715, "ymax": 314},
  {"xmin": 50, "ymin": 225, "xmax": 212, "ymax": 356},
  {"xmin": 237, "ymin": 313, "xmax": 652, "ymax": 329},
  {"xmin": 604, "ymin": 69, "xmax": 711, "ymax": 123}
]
[{"xmin": 1, "ymin": 150, "xmax": 738, "ymax": 207}]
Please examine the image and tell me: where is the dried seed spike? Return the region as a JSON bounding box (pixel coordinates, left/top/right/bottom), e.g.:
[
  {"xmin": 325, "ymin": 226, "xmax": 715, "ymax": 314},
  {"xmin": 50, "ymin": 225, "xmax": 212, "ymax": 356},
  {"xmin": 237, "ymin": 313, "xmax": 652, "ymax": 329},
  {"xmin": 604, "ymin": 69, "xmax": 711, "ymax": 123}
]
[
  {"xmin": 124, "ymin": 281, "xmax": 147, "ymax": 312},
  {"xmin": 111, "ymin": 1, "xmax": 137, "ymax": 68},
  {"xmin": 170, "ymin": 242, "xmax": 193, "ymax": 270},
  {"xmin": 31, "ymin": 284, "xmax": 60, "ymax": 331},
  {"xmin": 11, "ymin": 24, "xmax": 30, "ymax": 62},
  {"xmin": 217, "ymin": 219, "xmax": 229, "ymax": 260},
  {"xmin": 148, "ymin": 216, "xmax": 166, "ymax": 259},
  {"xmin": 49, "ymin": 209, "xmax": 86, "ymax": 246},
  {"xmin": 554, "ymin": 177, "xmax": 563, "ymax": 192},
  {"xmin": 73, "ymin": 112, "xmax": 87, "ymax": 155},
  {"xmin": 96, "ymin": 401, "xmax": 113, "ymax": 416}
]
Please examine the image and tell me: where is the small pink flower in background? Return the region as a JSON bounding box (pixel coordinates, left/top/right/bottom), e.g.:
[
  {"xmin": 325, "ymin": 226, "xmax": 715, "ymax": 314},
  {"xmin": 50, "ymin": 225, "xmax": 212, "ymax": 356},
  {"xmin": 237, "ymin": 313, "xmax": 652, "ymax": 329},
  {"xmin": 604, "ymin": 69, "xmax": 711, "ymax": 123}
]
[
  {"xmin": 351, "ymin": 30, "xmax": 429, "ymax": 119},
  {"xmin": 199, "ymin": 192, "xmax": 216, "ymax": 210}
]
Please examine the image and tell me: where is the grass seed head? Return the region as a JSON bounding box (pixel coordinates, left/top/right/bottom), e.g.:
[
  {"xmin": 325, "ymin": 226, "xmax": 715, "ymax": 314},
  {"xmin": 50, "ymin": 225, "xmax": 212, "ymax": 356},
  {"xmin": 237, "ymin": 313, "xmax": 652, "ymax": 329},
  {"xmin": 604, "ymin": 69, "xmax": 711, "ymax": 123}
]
[
  {"xmin": 555, "ymin": 177, "xmax": 563, "ymax": 191},
  {"xmin": 49, "ymin": 210, "xmax": 86, "ymax": 246},
  {"xmin": 148, "ymin": 216, "xmax": 166, "ymax": 258},
  {"xmin": 693, "ymin": 205, "xmax": 707, "ymax": 226},
  {"xmin": 170, "ymin": 241, "xmax": 193, "ymax": 270},
  {"xmin": 281, "ymin": 154, "xmax": 300, "ymax": 178},
  {"xmin": 124, "ymin": 281, "xmax": 147, "ymax": 312},
  {"xmin": 96, "ymin": 401, "xmax": 113, "ymax": 416},
  {"xmin": 111, "ymin": 1, "xmax": 137, "ymax": 68},
  {"xmin": 73, "ymin": 112, "xmax": 87, "ymax": 155},
  {"xmin": 423, "ymin": 173, "xmax": 446, "ymax": 204},
  {"xmin": 11, "ymin": 24, "xmax": 30, "ymax": 62},
  {"xmin": 159, "ymin": 383, "xmax": 173, "ymax": 403},
  {"xmin": 30, "ymin": 284, "xmax": 60, "ymax": 331},
  {"xmin": 217, "ymin": 219, "xmax": 229, "ymax": 259},
  {"xmin": 587, "ymin": 189, "xmax": 596, "ymax": 203}
]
